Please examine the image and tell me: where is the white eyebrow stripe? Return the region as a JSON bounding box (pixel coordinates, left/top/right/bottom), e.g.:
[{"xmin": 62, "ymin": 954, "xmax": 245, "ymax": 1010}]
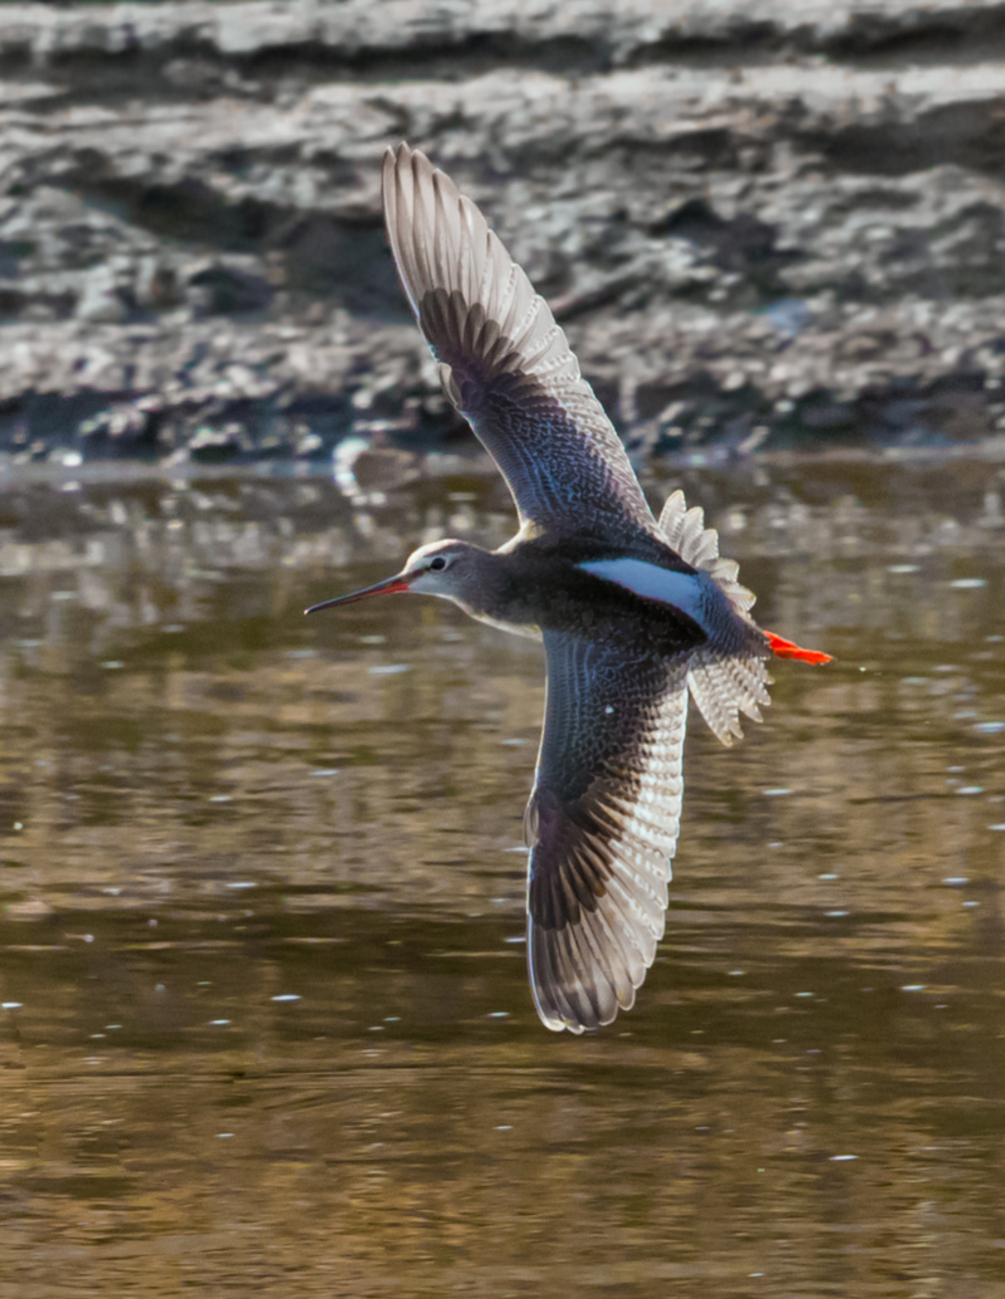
[{"xmin": 578, "ymin": 558, "xmax": 710, "ymax": 631}]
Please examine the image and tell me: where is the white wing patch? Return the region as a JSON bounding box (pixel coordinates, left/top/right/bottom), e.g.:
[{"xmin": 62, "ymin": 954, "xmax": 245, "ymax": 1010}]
[{"xmin": 578, "ymin": 559, "xmax": 710, "ymax": 632}]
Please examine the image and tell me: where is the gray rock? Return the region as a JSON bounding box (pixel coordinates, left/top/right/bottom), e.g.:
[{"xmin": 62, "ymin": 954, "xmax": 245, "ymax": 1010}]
[
  {"xmin": 3, "ymin": 0, "xmax": 1005, "ymax": 459},
  {"xmin": 76, "ymin": 263, "xmax": 127, "ymax": 323}
]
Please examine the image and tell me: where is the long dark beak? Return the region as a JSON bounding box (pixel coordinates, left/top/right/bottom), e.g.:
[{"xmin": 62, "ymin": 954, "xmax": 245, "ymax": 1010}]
[{"xmin": 305, "ymin": 572, "xmax": 412, "ymax": 615}]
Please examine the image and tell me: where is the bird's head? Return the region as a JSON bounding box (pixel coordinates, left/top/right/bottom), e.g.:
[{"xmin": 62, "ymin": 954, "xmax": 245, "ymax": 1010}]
[{"xmin": 305, "ymin": 539, "xmax": 478, "ymax": 614}]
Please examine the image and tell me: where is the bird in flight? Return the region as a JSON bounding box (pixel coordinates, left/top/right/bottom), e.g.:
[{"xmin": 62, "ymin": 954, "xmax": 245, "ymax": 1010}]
[{"xmin": 308, "ymin": 144, "xmax": 830, "ymax": 1034}]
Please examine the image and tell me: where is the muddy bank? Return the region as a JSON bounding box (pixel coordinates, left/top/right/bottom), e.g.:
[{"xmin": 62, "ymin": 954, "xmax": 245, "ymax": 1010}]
[{"xmin": 4, "ymin": 0, "xmax": 1005, "ymax": 463}]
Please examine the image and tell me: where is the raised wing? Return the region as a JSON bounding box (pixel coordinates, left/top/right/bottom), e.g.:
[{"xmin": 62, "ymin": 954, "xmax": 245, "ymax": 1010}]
[
  {"xmin": 525, "ymin": 631, "xmax": 690, "ymax": 1032},
  {"xmin": 382, "ymin": 143, "xmax": 660, "ymax": 541}
]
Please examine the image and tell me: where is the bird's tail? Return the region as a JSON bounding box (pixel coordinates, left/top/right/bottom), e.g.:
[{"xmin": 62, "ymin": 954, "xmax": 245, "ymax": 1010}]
[{"xmin": 659, "ymin": 490, "xmax": 771, "ymax": 746}]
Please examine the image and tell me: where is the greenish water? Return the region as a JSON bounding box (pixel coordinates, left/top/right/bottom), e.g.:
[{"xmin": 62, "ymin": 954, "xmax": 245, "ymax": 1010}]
[{"xmin": 0, "ymin": 457, "xmax": 1003, "ymax": 1296}]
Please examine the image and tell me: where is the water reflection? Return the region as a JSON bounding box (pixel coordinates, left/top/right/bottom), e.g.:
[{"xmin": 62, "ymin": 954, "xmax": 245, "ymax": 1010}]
[{"xmin": 0, "ymin": 458, "xmax": 1003, "ymax": 1293}]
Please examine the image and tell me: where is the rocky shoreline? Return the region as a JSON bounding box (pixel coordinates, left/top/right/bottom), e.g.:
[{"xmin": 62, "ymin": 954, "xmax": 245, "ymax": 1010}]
[{"xmin": 4, "ymin": 0, "xmax": 1005, "ymax": 463}]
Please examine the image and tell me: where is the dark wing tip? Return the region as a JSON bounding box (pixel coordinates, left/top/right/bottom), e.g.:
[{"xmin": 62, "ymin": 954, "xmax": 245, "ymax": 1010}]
[
  {"xmin": 525, "ymin": 784, "xmax": 675, "ymax": 1034},
  {"xmin": 380, "ymin": 141, "xmax": 577, "ymax": 393},
  {"xmin": 529, "ymin": 897, "xmax": 656, "ymax": 1035}
]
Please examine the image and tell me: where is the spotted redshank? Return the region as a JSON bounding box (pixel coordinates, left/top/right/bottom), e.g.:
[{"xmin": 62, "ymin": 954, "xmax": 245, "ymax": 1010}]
[{"xmin": 307, "ymin": 144, "xmax": 830, "ymax": 1034}]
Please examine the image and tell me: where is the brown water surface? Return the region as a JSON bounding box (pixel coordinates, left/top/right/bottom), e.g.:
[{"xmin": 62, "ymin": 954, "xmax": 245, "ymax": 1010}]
[{"xmin": 1, "ymin": 457, "xmax": 1003, "ymax": 1296}]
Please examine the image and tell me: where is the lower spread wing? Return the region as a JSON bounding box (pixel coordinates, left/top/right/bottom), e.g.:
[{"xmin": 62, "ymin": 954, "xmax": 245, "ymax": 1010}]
[
  {"xmin": 382, "ymin": 144, "xmax": 660, "ymax": 542},
  {"xmin": 525, "ymin": 631, "xmax": 691, "ymax": 1033}
]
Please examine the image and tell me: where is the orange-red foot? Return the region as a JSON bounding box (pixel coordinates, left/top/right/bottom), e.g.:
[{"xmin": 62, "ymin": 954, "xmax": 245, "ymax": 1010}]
[{"xmin": 766, "ymin": 631, "xmax": 832, "ymax": 665}]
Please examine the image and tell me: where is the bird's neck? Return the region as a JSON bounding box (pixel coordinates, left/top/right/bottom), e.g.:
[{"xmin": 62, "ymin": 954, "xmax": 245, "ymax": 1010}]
[{"xmin": 452, "ymin": 547, "xmax": 544, "ymax": 641}]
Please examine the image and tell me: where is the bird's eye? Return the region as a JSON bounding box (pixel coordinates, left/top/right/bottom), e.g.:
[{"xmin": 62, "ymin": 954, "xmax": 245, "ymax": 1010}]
[{"xmin": 428, "ymin": 556, "xmax": 447, "ymax": 572}]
